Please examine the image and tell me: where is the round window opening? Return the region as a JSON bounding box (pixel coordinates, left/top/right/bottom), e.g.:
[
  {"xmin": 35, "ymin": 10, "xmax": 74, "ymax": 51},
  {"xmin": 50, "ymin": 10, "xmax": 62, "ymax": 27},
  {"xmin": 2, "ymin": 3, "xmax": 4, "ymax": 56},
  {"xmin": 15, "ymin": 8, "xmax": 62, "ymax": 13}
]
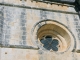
[
  {"xmin": 40, "ymin": 35, "xmax": 59, "ymax": 51},
  {"xmin": 32, "ymin": 20, "xmax": 75, "ymax": 53}
]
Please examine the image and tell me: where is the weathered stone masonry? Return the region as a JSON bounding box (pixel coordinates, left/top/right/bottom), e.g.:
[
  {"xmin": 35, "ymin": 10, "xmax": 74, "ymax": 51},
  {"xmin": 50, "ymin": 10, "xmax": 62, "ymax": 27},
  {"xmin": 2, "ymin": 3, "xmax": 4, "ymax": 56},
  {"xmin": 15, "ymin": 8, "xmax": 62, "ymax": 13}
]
[{"xmin": 0, "ymin": 0, "xmax": 80, "ymax": 60}]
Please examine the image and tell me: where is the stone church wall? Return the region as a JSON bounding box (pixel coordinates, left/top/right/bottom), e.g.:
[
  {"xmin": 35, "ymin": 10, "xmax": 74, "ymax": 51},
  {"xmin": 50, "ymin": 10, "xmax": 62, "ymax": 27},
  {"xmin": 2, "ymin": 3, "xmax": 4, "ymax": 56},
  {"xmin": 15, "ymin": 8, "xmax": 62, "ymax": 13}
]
[{"xmin": 0, "ymin": 0, "xmax": 80, "ymax": 60}]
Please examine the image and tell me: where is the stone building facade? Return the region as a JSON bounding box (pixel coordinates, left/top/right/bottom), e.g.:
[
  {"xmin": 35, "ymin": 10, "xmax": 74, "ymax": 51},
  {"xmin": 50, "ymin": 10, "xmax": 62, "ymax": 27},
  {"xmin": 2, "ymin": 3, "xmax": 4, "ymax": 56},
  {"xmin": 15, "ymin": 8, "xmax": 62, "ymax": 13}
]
[{"xmin": 0, "ymin": 0, "xmax": 80, "ymax": 60}]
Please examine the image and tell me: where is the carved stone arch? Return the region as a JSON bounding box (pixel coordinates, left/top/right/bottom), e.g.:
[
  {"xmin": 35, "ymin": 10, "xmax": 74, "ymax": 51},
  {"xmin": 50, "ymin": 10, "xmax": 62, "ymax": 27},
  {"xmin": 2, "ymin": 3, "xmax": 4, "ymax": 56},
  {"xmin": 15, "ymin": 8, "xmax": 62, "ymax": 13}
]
[{"xmin": 31, "ymin": 20, "xmax": 76, "ymax": 53}]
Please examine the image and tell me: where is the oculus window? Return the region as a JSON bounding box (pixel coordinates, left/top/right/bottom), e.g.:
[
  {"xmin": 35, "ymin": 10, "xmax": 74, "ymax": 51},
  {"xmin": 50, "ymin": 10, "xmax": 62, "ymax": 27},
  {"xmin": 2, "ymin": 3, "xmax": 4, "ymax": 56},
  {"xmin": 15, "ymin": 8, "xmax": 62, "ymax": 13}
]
[
  {"xmin": 40, "ymin": 35, "xmax": 59, "ymax": 51},
  {"xmin": 32, "ymin": 20, "xmax": 75, "ymax": 53}
]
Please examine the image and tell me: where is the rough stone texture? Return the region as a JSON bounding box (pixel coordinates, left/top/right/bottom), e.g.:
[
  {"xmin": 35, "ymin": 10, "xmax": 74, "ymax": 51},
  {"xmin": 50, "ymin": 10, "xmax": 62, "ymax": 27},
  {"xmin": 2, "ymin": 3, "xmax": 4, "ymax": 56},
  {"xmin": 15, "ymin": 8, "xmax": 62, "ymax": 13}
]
[
  {"xmin": 1, "ymin": 5, "xmax": 79, "ymax": 48},
  {"xmin": 0, "ymin": 0, "xmax": 80, "ymax": 60},
  {"xmin": 0, "ymin": 0, "xmax": 77, "ymax": 12},
  {"xmin": 0, "ymin": 48, "xmax": 80, "ymax": 60}
]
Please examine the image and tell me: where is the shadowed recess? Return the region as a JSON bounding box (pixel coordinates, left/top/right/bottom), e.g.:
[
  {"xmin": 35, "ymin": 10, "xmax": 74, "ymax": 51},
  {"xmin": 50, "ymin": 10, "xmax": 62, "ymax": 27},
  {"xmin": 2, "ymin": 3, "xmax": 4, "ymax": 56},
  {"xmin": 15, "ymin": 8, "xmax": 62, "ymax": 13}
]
[{"xmin": 40, "ymin": 35, "xmax": 59, "ymax": 51}]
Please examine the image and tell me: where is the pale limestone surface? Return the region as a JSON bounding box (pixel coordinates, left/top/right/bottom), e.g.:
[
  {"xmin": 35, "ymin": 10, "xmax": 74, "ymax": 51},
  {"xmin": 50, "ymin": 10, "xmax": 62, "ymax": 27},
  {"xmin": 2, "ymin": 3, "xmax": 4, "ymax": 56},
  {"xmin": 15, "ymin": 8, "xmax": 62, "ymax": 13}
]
[
  {"xmin": 0, "ymin": 48, "xmax": 80, "ymax": 60},
  {"xmin": 0, "ymin": 0, "xmax": 80, "ymax": 60}
]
